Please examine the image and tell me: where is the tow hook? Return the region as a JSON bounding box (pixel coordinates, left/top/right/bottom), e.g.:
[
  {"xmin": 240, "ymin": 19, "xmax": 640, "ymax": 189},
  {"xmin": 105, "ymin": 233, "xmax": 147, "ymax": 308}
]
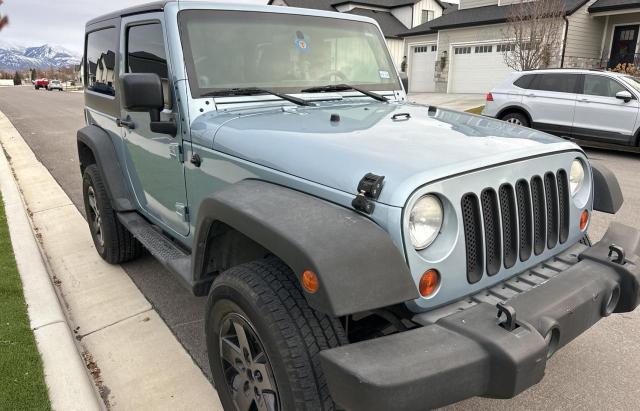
[
  {"xmin": 608, "ymin": 244, "xmax": 626, "ymax": 265},
  {"xmin": 496, "ymin": 303, "xmax": 518, "ymax": 331}
]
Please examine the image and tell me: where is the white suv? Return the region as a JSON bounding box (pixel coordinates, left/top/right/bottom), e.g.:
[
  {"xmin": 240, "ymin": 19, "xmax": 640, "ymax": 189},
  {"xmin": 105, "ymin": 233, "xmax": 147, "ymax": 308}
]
[
  {"xmin": 47, "ymin": 79, "xmax": 63, "ymax": 91},
  {"xmin": 482, "ymin": 69, "xmax": 640, "ymax": 146}
]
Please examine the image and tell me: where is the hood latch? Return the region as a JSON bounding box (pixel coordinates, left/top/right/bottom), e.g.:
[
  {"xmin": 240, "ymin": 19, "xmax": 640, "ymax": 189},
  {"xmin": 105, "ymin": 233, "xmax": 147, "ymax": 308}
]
[{"xmin": 352, "ymin": 173, "xmax": 385, "ymax": 214}]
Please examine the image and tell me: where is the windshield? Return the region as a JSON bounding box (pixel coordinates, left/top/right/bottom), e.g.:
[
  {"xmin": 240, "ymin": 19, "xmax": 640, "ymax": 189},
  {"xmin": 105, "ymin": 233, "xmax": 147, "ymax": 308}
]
[
  {"xmin": 621, "ymin": 75, "xmax": 640, "ymax": 93},
  {"xmin": 178, "ymin": 10, "xmax": 401, "ymax": 97}
]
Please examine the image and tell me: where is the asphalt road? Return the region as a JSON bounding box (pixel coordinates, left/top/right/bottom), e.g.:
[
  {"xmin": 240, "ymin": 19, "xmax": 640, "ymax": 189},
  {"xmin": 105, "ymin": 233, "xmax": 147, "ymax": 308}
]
[{"xmin": 1, "ymin": 85, "xmax": 640, "ymax": 410}]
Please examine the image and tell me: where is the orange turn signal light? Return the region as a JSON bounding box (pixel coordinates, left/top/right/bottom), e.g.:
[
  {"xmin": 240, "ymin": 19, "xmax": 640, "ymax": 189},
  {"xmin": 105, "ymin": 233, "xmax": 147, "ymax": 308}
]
[
  {"xmin": 419, "ymin": 269, "xmax": 440, "ymax": 297},
  {"xmin": 579, "ymin": 210, "xmax": 589, "ymax": 231},
  {"xmin": 301, "ymin": 270, "xmax": 319, "ymax": 294}
]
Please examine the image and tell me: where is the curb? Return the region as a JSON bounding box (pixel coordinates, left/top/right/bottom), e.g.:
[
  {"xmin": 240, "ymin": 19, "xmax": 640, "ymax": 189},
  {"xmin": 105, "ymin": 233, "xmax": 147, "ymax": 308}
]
[{"xmin": 0, "ymin": 127, "xmax": 103, "ymax": 410}]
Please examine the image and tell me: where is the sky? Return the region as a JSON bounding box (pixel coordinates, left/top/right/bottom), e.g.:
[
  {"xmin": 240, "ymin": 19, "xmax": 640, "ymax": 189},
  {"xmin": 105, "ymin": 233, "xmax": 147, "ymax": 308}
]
[{"xmin": 0, "ymin": 0, "xmax": 266, "ymax": 54}]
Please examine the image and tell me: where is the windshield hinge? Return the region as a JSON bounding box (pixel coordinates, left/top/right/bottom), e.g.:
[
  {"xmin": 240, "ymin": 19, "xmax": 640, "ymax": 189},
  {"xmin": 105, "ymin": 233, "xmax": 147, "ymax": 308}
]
[
  {"xmin": 169, "ymin": 143, "xmax": 184, "ymax": 163},
  {"xmin": 176, "ymin": 203, "xmax": 189, "ymax": 222},
  {"xmin": 352, "ymin": 173, "xmax": 385, "ymax": 214}
]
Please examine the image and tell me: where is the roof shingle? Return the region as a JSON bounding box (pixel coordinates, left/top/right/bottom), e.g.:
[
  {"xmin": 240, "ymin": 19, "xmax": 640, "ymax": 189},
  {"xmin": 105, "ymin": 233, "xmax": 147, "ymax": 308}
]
[
  {"xmin": 345, "ymin": 7, "xmax": 408, "ymax": 37},
  {"xmin": 588, "ymin": 0, "xmax": 640, "ymax": 13}
]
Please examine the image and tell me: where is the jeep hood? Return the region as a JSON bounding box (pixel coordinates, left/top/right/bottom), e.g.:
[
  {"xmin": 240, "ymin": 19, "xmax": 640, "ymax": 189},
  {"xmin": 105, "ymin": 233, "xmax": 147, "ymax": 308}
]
[{"xmin": 199, "ymin": 102, "xmax": 579, "ymax": 207}]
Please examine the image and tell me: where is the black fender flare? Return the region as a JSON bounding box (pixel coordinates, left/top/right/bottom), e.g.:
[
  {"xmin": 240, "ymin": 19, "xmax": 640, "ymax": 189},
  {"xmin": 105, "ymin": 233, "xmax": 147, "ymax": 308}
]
[
  {"xmin": 193, "ymin": 180, "xmax": 419, "ymax": 316},
  {"xmin": 591, "ymin": 161, "xmax": 623, "ymax": 214},
  {"xmin": 77, "ymin": 125, "xmax": 135, "ymax": 211}
]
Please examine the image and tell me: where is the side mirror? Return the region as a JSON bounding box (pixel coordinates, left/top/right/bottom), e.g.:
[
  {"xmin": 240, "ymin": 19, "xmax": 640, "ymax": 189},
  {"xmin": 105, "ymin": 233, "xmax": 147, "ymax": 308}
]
[
  {"xmin": 121, "ymin": 73, "xmax": 176, "ymax": 136},
  {"xmin": 615, "ymin": 90, "xmax": 633, "ymax": 103}
]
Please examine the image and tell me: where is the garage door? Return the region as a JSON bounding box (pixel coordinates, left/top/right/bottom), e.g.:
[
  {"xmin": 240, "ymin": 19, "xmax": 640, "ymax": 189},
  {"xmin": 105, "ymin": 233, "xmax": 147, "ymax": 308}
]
[
  {"xmin": 409, "ymin": 45, "xmax": 437, "ymax": 93},
  {"xmin": 449, "ymin": 44, "xmax": 513, "ymax": 94}
]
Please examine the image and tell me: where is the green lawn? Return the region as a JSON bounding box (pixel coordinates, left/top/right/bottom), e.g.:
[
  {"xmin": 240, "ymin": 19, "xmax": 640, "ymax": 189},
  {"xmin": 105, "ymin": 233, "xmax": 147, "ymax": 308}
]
[
  {"xmin": 465, "ymin": 105, "xmax": 485, "ymax": 115},
  {"xmin": 0, "ymin": 193, "xmax": 51, "ymax": 410}
]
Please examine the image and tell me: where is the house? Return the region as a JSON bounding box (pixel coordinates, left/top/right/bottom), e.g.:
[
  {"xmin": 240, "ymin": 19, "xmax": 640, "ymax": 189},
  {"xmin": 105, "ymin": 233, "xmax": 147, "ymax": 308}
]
[
  {"xmin": 402, "ymin": 0, "xmax": 640, "ymax": 94},
  {"xmin": 268, "ymin": 0, "xmax": 458, "ymax": 65}
]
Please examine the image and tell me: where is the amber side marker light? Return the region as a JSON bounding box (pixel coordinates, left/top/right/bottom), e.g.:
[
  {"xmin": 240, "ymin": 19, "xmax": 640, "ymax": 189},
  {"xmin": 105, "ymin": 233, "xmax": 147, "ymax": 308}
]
[
  {"xmin": 580, "ymin": 210, "xmax": 589, "ymax": 231},
  {"xmin": 301, "ymin": 270, "xmax": 319, "ymax": 294},
  {"xmin": 419, "ymin": 269, "xmax": 440, "ymax": 297}
]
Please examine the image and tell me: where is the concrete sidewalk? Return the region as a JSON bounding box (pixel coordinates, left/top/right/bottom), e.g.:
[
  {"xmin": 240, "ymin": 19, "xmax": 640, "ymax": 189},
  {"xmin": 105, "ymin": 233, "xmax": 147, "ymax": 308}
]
[
  {"xmin": 407, "ymin": 93, "xmax": 485, "ymax": 112},
  {"xmin": 0, "ymin": 111, "xmax": 222, "ymax": 410}
]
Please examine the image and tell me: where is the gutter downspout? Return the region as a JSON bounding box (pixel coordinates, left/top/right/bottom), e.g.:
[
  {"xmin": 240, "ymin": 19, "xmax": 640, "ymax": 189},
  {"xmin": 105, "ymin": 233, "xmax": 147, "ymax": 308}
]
[{"xmin": 560, "ymin": 15, "xmax": 569, "ymax": 68}]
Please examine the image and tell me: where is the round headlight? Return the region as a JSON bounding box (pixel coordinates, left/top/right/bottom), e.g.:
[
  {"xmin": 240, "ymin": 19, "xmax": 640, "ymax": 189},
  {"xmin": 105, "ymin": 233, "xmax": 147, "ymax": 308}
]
[
  {"xmin": 570, "ymin": 159, "xmax": 585, "ymax": 197},
  {"xmin": 409, "ymin": 195, "xmax": 443, "ymax": 250}
]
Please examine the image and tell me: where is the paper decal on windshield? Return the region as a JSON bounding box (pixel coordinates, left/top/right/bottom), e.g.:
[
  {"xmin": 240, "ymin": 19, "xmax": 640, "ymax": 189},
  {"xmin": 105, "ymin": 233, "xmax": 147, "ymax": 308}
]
[
  {"xmin": 295, "ymin": 38, "xmax": 309, "ymax": 52},
  {"xmin": 379, "ymin": 70, "xmax": 390, "ymax": 79},
  {"xmin": 295, "ymin": 30, "xmax": 309, "ymax": 53}
]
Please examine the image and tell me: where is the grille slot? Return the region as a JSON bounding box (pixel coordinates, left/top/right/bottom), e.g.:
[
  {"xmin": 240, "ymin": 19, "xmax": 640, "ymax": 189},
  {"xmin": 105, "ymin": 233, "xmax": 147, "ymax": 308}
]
[
  {"xmin": 530, "ymin": 176, "xmax": 546, "ymax": 256},
  {"xmin": 544, "ymin": 172, "xmax": 559, "ymax": 249},
  {"xmin": 557, "ymin": 170, "xmax": 570, "ymax": 244},
  {"xmin": 515, "ymin": 179, "xmax": 532, "ymax": 262},
  {"xmin": 481, "ymin": 189, "xmax": 501, "ymax": 276},
  {"xmin": 462, "ymin": 194, "xmax": 483, "ymax": 284},
  {"xmin": 461, "ymin": 170, "xmax": 568, "ymax": 284},
  {"xmin": 499, "ymin": 184, "xmax": 518, "ymax": 269}
]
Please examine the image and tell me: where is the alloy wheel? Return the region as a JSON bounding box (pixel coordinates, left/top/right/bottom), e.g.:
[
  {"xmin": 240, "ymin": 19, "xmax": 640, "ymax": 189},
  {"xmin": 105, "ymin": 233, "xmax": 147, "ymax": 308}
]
[
  {"xmin": 219, "ymin": 313, "xmax": 279, "ymax": 411},
  {"xmin": 506, "ymin": 117, "xmax": 523, "ymax": 126},
  {"xmin": 86, "ymin": 185, "xmax": 104, "ymax": 247}
]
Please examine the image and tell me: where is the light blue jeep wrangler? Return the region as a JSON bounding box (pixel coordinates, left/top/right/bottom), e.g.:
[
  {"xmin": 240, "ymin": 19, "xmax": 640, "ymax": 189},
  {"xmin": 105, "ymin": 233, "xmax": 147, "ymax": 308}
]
[{"xmin": 78, "ymin": 2, "xmax": 640, "ymax": 410}]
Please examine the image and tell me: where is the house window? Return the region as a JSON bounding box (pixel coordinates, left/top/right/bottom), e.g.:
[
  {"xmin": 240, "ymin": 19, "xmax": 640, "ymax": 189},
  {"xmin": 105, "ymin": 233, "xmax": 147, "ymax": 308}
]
[
  {"xmin": 421, "ymin": 10, "xmax": 434, "ymax": 24},
  {"xmin": 620, "ymin": 29, "xmax": 636, "ymax": 41},
  {"xmin": 414, "ymin": 46, "xmax": 427, "ymax": 53},
  {"xmin": 454, "ymin": 47, "xmax": 471, "ymax": 55},
  {"xmin": 431, "ymin": 45, "xmax": 437, "ymax": 52},
  {"xmin": 475, "ymin": 45, "xmax": 492, "ymax": 53}
]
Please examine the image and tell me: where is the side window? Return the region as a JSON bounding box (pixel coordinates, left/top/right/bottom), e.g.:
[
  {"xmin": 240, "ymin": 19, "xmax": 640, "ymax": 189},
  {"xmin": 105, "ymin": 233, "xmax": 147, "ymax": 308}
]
[
  {"xmin": 529, "ymin": 73, "xmax": 578, "ymax": 93},
  {"xmin": 126, "ymin": 23, "xmax": 168, "ymax": 79},
  {"xmin": 583, "ymin": 75, "xmax": 627, "ymax": 98},
  {"xmin": 86, "ymin": 27, "xmax": 118, "ymax": 96},
  {"xmin": 513, "ymin": 74, "xmax": 534, "ymax": 89}
]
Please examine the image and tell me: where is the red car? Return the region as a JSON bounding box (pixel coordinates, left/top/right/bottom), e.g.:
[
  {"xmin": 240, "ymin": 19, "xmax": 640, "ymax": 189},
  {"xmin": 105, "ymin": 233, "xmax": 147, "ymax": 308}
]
[{"xmin": 34, "ymin": 78, "xmax": 49, "ymax": 90}]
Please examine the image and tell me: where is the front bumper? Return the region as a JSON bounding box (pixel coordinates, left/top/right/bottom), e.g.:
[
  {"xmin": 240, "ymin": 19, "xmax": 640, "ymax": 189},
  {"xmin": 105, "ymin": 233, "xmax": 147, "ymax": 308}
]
[{"xmin": 320, "ymin": 222, "xmax": 640, "ymax": 411}]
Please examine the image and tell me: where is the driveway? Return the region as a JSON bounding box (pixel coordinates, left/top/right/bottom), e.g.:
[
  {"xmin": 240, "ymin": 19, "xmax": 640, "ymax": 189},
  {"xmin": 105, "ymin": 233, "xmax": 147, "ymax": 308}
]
[{"xmin": 408, "ymin": 92, "xmax": 485, "ymax": 111}]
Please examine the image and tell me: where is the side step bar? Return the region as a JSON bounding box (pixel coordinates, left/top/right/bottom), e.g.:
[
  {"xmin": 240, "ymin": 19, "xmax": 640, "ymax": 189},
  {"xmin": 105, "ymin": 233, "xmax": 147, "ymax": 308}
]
[{"xmin": 117, "ymin": 211, "xmax": 212, "ymax": 295}]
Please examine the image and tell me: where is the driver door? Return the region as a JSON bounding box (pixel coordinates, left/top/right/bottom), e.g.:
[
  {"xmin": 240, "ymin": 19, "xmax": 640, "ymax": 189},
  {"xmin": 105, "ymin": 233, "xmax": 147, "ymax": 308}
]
[{"xmin": 119, "ymin": 15, "xmax": 190, "ymax": 236}]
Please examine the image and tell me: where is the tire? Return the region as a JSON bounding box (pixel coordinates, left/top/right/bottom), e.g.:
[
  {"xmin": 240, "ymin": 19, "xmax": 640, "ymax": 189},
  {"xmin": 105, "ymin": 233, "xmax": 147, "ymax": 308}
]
[
  {"xmin": 501, "ymin": 112, "xmax": 529, "ymax": 127},
  {"xmin": 82, "ymin": 164, "xmax": 142, "ymax": 264},
  {"xmin": 206, "ymin": 258, "xmax": 347, "ymax": 411}
]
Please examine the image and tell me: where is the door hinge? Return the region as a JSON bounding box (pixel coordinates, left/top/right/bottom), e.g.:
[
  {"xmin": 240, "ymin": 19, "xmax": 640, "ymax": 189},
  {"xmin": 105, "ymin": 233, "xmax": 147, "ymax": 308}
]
[
  {"xmin": 176, "ymin": 203, "xmax": 189, "ymax": 222},
  {"xmin": 169, "ymin": 143, "xmax": 184, "ymax": 163}
]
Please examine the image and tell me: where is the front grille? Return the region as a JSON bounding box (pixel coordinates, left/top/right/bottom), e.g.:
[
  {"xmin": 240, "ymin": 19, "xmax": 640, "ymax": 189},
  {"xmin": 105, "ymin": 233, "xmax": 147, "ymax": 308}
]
[{"xmin": 461, "ymin": 170, "xmax": 570, "ymax": 284}]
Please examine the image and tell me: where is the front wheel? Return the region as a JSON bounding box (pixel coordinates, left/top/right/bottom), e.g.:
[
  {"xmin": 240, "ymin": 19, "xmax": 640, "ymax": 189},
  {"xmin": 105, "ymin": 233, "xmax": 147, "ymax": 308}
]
[
  {"xmin": 206, "ymin": 258, "xmax": 347, "ymax": 411},
  {"xmin": 501, "ymin": 112, "xmax": 530, "ymax": 127}
]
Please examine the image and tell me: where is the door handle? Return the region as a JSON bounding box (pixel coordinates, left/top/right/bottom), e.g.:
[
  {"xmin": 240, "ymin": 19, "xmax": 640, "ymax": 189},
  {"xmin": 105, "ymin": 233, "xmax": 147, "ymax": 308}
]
[
  {"xmin": 116, "ymin": 117, "xmax": 135, "ymax": 129},
  {"xmin": 579, "ymin": 98, "xmax": 590, "ymax": 103},
  {"xmin": 526, "ymin": 93, "xmax": 536, "ymax": 97}
]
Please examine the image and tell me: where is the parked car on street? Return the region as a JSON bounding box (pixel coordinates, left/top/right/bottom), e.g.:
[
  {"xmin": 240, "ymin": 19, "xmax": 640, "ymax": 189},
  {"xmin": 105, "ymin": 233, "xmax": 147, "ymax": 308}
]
[
  {"xmin": 79, "ymin": 3, "xmax": 639, "ymax": 411},
  {"xmin": 34, "ymin": 78, "xmax": 48, "ymax": 90},
  {"xmin": 483, "ymin": 69, "xmax": 640, "ymax": 147},
  {"xmin": 47, "ymin": 79, "xmax": 63, "ymax": 91}
]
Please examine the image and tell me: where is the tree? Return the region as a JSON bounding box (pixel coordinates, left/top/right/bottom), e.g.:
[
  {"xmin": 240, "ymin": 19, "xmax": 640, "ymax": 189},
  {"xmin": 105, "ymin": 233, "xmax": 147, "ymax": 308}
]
[
  {"xmin": 0, "ymin": 0, "xmax": 8, "ymax": 31},
  {"xmin": 12, "ymin": 71, "xmax": 21, "ymax": 85},
  {"xmin": 30, "ymin": 68, "xmax": 37, "ymax": 81},
  {"xmin": 500, "ymin": 0, "xmax": 566, "ymax": 71}
]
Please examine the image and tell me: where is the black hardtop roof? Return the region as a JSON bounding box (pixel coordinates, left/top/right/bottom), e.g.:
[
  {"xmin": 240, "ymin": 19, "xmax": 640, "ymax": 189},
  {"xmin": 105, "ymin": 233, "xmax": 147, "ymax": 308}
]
[{"xmin": 86, "ymin": 1, "xmax": 168, "ymax": 27}]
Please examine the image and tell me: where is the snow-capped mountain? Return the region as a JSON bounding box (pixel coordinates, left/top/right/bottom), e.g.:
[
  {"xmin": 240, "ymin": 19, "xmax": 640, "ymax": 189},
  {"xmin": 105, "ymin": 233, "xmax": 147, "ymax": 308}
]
[{"xmin": 0, "ymin": 42, "xmax": 81, "ymax": 71}]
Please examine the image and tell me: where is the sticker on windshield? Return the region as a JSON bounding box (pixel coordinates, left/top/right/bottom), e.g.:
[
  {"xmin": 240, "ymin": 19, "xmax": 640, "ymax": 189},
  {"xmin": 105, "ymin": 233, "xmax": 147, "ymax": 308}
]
[
  {"xmin": 295, "ymin": 30, "xmax": 310, "ymax": 53},
  {"xmin": 295, "ymin": 38, "xmax": 309, "ymax": 52},
  {"xmin": 379, "ymin": 70, "xmax": 391, "ymax": 79}
]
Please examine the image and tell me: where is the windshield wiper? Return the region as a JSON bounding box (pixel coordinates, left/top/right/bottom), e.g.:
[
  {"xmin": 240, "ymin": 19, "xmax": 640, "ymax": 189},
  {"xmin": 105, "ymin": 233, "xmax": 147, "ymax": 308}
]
[
  {"xmin": 201, "ymin": 87, "xmax": 313, "ymax": 106},
  {"xmin": 300, "ymin": 84, "xmax": 388, "ymax": 102}
]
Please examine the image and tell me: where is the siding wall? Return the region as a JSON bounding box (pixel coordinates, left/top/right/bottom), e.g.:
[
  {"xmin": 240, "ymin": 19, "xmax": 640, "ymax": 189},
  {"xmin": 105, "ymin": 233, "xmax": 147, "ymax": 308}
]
[
  {"xmin": 411, "ymin": 0, "xmax": 445, "ymax": 27},
  {"xmin": 386, "ymin": 38, "xmax": 406, "ymax": 66},
  {"xmin": 564, "ymin": 0, "xmax": 606, "ymax": 62},
  {"xmin": 459, "ymin": 0, "xmax": 499, "ymax": 10}
]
